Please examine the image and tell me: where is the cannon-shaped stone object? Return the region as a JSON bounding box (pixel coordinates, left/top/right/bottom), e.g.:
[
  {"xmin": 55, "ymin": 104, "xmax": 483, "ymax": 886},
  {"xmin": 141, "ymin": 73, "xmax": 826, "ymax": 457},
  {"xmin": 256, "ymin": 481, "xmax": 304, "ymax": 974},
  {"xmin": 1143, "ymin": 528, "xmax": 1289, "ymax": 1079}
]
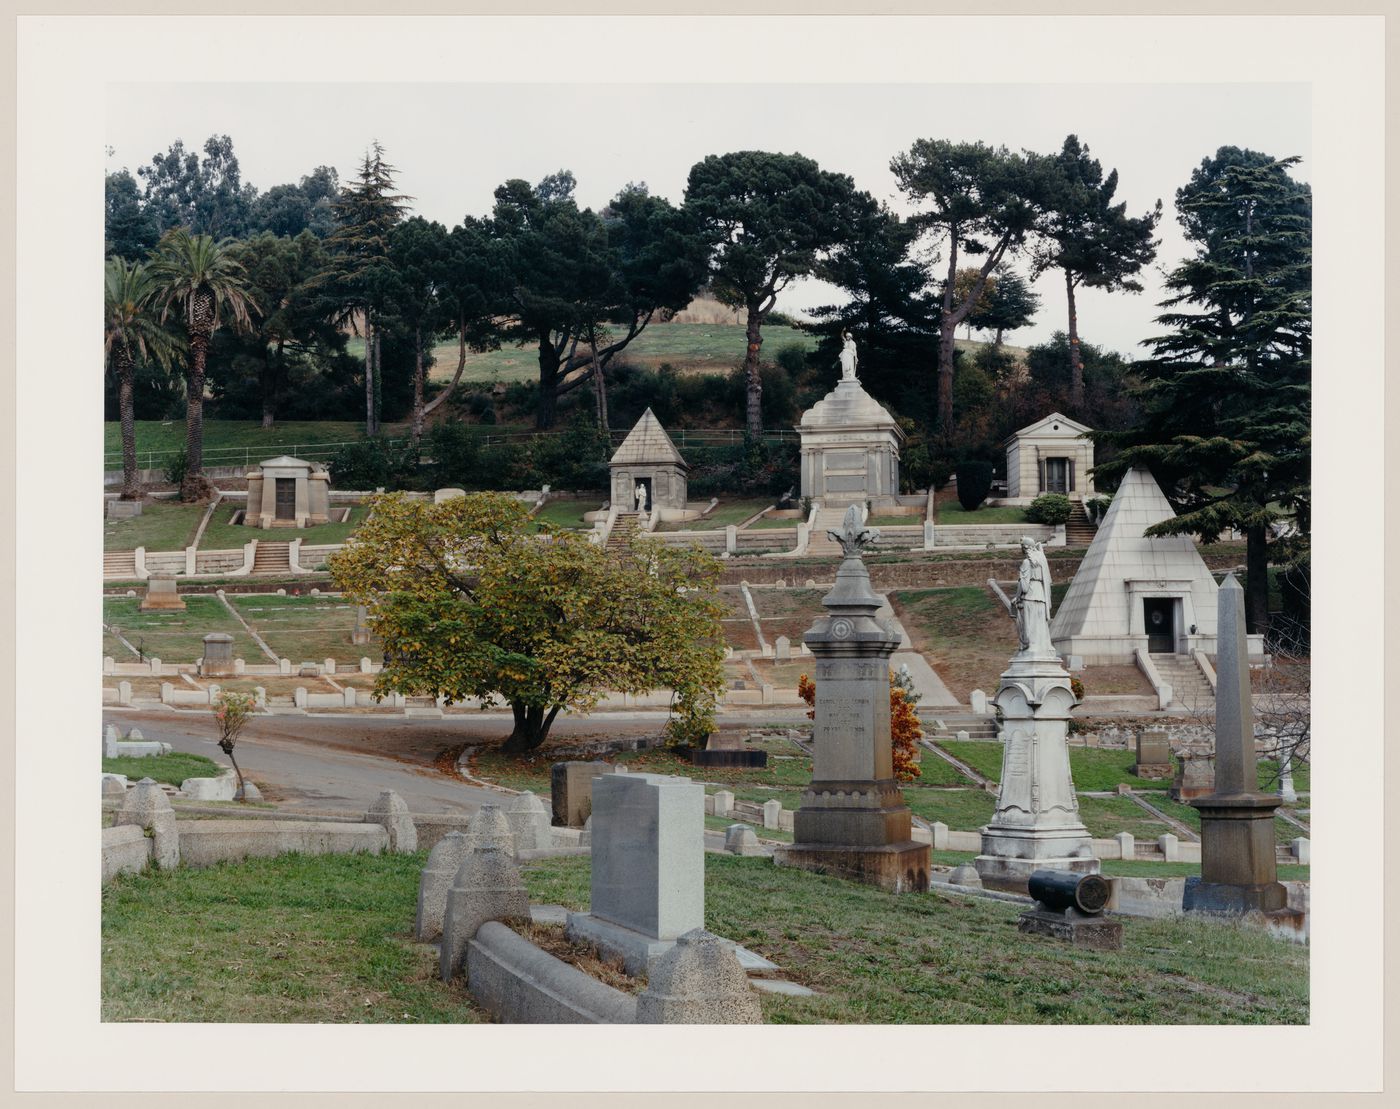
[{"xmin": 1018, "ymin": 869, "xmax": 1122, "ymax": 950}]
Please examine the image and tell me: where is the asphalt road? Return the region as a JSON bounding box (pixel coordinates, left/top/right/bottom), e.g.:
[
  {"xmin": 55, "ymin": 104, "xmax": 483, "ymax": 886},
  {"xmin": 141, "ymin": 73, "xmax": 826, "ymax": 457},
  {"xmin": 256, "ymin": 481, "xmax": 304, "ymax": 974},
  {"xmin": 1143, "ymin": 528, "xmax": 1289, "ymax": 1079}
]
[{"xmin": 102, "ymin": 706, "xmax": 812, "ymax": 814}]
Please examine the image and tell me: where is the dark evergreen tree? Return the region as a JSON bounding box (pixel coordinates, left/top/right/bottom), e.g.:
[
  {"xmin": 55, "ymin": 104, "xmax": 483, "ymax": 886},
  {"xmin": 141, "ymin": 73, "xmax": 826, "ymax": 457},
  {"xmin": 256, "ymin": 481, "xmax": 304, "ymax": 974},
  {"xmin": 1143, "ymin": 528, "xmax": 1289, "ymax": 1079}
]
[
  {"xmin": 316, "ymin": 142, "xmax": 412, "ymax": 436},
  {"xmin": 966, "ymin": 268, "xmax": 1040, "ymax": 346},
  {"xmin": 1095, "ymin": 148, "xmax": 1311, "ymax": 636},
  {"xmin": 104, "ymin": 170, "xmax": 159, "ymax": 260},
  {"xmin": 890, "ymin": 140, "xmax": 1047, "ymax": 436},
  {"xmin": 684, "ymin": 151, "xmax": 865, "ymax": 436}
]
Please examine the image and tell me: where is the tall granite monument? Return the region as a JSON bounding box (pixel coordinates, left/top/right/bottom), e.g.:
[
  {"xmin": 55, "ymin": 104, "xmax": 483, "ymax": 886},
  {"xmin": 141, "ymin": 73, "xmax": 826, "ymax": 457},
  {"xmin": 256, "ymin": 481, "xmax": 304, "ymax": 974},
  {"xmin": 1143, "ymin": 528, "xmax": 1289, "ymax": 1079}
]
[
  {"xmin": 1183, "ymin": 575, "xmax": 1299, "ymax": 921},
  {"xmin": 974, "ymin": 537, "xmax": 1098, "ymax": 891},
  {"xmin": 773, "ymin": 505, "xmax": 929, "ymax": 892}
]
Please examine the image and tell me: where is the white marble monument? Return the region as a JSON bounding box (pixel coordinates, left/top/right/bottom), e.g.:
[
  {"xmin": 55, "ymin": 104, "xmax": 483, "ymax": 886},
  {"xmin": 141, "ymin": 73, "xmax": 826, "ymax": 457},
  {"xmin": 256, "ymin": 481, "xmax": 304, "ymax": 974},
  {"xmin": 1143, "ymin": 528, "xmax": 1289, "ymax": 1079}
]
[
  {"xmin": 974, "ymin": 539, "xmax": 1098, "ymax": 891},
  {"xmin": 797, "ymin": 335, "xmax": 904, "ymax": 508}
]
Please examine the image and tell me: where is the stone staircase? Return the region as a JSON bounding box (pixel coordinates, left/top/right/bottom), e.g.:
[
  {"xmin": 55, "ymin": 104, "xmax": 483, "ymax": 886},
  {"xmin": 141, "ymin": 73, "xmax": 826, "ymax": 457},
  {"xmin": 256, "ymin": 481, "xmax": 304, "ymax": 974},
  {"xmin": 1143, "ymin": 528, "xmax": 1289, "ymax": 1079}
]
[
  {"xmin": 605, "ymin": 513, "xmax": 644, "ymax": 554},
  {"xmin": 804, "ymin": 507, "xmax": 850, "ymax": 557},
  {"xmin": 1149, "ymin": 653, "xmax": 1216, "ymax": 711},
  {"xmin": 251, "ymin": 541, "xmax": 291, "ymax": 575},
  {"xmin": 1064, "ymin": 499, "xmax": 1096, "ymax": 547},
  {"xmin": 104, "ymin": 550, "xmax": 137, "ymax": 579}
]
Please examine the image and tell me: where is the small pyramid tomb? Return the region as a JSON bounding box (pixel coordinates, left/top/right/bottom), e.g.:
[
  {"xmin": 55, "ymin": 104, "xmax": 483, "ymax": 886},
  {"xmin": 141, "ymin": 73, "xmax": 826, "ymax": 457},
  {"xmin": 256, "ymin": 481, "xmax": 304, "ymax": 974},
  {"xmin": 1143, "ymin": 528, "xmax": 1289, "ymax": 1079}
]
[
  {"xmin": 1051, "ymin": 466, "xmax": 1226, "ymax": 664},
  {"xmin": 609, "ymin": 408, "xmax": 688, "ymax": 514}
]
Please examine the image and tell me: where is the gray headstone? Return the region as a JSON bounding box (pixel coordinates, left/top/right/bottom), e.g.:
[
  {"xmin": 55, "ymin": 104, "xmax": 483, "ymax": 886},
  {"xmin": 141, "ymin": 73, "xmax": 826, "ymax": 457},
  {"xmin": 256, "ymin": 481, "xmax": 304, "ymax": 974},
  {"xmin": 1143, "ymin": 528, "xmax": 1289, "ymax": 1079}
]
[
  {"xmin": 948, "ymin": 863, "xmax": 982, "ymax": 888},
  {"xmin": 774, "ymin": 636, "xmax": 791, "ymax": 661},
  {"xmin": 712, "ymin": 789, "xmax": 734, "ymax": 818},
  {"xmin": 505, "ymin": 791, "xmax": 551, "ymax": 853},
  {"xmin": 367, "ymin": 790, "xmax": 416, "ymax": 853},
  {"xmin": 439, "ymin": 845, "xmax": 529, "ymax": 982},
  {"xmin": 724, "ymin": 824, "xmax": 762, "ymax": 856},
  {"xmin": 415, "ymin": 831, "xmax": 473, "ymax": 941},
  {"xmin": 636, "ymin": 929, "xmax": 762, "ymax": 1024},
  {"xmin": 588, "ymin": 773, "xmax": 704, "ymax": 941}
]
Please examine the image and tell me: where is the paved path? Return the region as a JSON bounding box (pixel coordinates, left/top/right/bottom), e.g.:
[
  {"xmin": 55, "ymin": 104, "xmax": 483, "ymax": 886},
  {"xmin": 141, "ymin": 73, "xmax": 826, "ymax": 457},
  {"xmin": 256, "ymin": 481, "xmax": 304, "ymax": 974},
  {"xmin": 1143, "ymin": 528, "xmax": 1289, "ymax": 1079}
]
[{"xmin": 102, "ymin": 706, "xmax": 816, "ymax": 813}]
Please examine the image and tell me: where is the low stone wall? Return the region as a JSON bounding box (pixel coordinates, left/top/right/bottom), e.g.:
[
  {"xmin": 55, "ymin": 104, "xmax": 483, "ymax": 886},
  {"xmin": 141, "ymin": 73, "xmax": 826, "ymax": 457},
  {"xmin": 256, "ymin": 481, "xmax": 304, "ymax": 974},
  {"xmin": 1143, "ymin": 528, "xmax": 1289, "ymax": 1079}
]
[
  {"xmin": 927, "ymin": 523, "xmax": 1055, "ymax": 548},
  {"xmin": 298, "ymin": 545, "xmax": 340, "ymax": 571},
  {"xmin": 195, "ymin": 549, "xmax": 248, "ymax": 575},
  {"xmin": 467, "ymin": 920, "xmax": 638, "ymax": 1024},
  {"xmin": 102, "ymin": 825, "xmax": 152, "ymax": 882},
  {"xmin": 143, "ymin": 550, "xmax": 188, "ymax": 576},
  {"xmin": 1106, "ymin": 876, "xmax": 1309, "ymax": 940},
  {"xmin": 174, "ymin": 819, "xmax": 388, "ymax": 868}
]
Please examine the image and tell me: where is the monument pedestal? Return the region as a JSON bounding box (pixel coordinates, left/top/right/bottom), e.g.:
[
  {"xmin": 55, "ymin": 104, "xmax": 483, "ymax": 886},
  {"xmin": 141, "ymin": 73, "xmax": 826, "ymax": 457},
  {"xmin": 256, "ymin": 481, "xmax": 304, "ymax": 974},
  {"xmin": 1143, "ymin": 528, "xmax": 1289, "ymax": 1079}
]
[
  {"xmin": 1184, "ymin": 793, "xmax": 1290, "ymax": 915},
  {"xmin": 975, "ymin": 651, "xmax": 1097, "ymax": 893},
  {"xmin": 774, "ymin": 507, "xmax": 929, "ymax": 894},
  {"xmin": 1017, "ymin": 906, "xmax": 1124, "ymax": 950}
]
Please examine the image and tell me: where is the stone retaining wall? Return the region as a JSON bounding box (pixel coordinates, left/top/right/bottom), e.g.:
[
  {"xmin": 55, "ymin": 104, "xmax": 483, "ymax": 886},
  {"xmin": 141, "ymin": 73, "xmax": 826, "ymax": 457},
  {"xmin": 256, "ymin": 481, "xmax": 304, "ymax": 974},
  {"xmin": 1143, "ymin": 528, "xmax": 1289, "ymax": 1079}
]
[
  {"xmin": 174, "ymin": 819, "xmax": 388, "ymax": 868},
  {"xmin": 101, "ymin": 825, "xmax": 152, "ymax": 882}
]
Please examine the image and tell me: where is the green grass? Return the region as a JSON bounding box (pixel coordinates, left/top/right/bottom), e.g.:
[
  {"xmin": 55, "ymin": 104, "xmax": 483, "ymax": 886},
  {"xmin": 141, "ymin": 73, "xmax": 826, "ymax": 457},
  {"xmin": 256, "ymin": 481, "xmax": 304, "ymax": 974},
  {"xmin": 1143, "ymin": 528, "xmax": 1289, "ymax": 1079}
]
[
  {"xmin": 102, "ymin": 847, "xmax": 1307, "ymax": 1024},
  {"xmin": 229, "ymin": 593, "xmax": 377, "ymax": 664},
  {"xmin": 389, "ymin": 322, "xmax": 820, "ymax": 385},
  {"xmin": 901, "ymin": 787, "xmax": 997, "ymax": 830},
  {"xmin": 656, "ymin": 498, "xmax": 774, "ymax": 532},
  {"xmin": 102, "ymin": 596, "xmax": 263, "ymax": 664},
  {"xmin": 103, "ymin": 501, "xmax": 208, "ymax": 553},
  {"xmin": 746, "ymin": 514, "xmax": 804, "ymax": 530},
  {"xmin": 104, "ymin": 421, "xmax": 404, "ymax": 468},
  {"xmin": 1076, "ymin": 795, "xmax": 1179, "ymax": 840},
  {"xmin": 1100, "ymin": 859, "xmax": 1310, "ymax": 882},
  {"xmin": 102, "ymin": 752, "xmax": 223, "ymax": 786},
  {"xmin": 102, "ymin": 851, "xmax": 487, "ymax": 1022},
  {"xmin": 933, "ymin": 503, "xmax": 1030, "ymax": 525},
  {"xmin": 907, "ymin": 752, "xmax": 977, "ymax": 788},
  {"xmin": 198, "ymin": 506, "xmax": 368, "ymax": 551},
  {"xmin": 867, "ymin": 515, "xmax": 922, "ymax": 528},
  {"xmin": 531, "ymin": 498, "xmax": 603, "ymax": 531}
]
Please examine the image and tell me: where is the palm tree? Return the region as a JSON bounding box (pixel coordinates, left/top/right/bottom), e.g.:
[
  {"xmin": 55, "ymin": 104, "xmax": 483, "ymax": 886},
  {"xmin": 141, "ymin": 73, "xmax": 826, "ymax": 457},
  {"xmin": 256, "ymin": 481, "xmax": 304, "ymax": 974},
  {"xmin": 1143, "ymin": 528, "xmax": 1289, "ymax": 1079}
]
[
  {"xmin": 104, "ymin": 258, "xmax": 180, "ymax": 500},
  {"xmin": 149, "ymin": 229, "xmax": 258, "ymax": 501}
]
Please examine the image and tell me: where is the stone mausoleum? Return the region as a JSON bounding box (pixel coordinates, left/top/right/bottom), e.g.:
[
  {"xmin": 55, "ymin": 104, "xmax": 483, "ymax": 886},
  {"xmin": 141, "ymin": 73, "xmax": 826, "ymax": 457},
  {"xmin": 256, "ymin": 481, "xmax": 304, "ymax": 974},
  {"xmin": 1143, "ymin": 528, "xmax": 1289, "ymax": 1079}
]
[
  {"xmin": 609, "ymin": 408, "xmax": 689, "ymax": 516},
  {"xmin": 797, "ymin": 378, "xmax": 903, "ymax": 508},
  {"xmin": 1003, "ymin": 412, "xmax": 1095, "ymax": 503},
  {"xmin": 244, "ymin": 455, "xmax": 331, "ymax": 529}
]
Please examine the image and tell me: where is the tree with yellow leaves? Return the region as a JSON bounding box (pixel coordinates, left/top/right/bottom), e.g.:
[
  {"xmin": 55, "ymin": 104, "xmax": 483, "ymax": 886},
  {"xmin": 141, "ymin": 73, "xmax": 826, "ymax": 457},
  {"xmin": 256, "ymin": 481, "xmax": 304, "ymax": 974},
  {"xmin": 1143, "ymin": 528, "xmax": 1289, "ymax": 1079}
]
[{"xmin": 328, "ymin": 492, "xmax": 725, "ymax": 753}]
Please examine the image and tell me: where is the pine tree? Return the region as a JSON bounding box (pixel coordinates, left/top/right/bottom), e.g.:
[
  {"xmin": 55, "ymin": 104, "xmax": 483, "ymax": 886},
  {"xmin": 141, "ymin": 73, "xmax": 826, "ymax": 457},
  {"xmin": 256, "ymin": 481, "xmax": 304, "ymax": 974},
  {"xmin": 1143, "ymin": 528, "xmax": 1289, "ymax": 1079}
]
[
  {"xmin": 319, "ymin": 142, "xmax": 411, "ymax": 436},
  {"xmin": 1096, "ymin": 148, "xmax": 1310, "ymax": 636}
]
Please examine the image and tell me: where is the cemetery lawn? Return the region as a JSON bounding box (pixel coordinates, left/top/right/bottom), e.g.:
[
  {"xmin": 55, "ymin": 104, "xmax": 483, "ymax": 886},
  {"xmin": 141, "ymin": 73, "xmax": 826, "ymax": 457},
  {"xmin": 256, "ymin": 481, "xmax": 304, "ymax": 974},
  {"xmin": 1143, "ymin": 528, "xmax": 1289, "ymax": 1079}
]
[
  {"xmin": 229, "ymin": 593, "xmax": 378, "ymax": 663},
  {"xmin": 103, "ymin": 420, "xmax": 402, "ymax": 463},
  {"xmin": 889, "ymin": 587, "xmax": 1021, "ymax": 699},
  {"xmin": 531, "ymin": 499, "xmax": 602, "ymax": 530},
  {"xmin": 198, "ymin": 507, "xmax": 368, "ymax": 551},
  {"xmin": 522, "ymin": 854, "xmax": 1307, "ymax": 1024},
  {"xmin": 101, "ymin": 752, "xmax": 222, "ymax": 786},
  {"xmin": 102, "ymin": 851, "xmax": 488, "ymax": 1023},
  {"xmin": 102, "ymin": 596, "xmax": 264, "ymax": 663},
  {"xmin": 404, "ymin": 321, "xmax": 817, "ymax": 384},
  {"xmin": 103, "ymin": 501, "xmax": 207, "ymax": 552},
  {"xmin": 933, "ymin": 503, "xmax": 1029, "ymax": 525},
  {"xmin": 655, "ymin": 498, "xmax": 772, "ymax": 531}
]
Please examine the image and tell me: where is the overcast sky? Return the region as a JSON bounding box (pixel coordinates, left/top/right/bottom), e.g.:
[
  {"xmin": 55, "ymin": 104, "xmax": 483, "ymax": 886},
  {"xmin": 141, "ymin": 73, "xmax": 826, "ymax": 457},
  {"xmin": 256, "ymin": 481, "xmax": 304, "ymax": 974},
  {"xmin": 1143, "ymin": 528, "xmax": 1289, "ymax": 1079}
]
[{"xmin": 107, "ymin": 81, "xmax": 1310, "ymax": 357}]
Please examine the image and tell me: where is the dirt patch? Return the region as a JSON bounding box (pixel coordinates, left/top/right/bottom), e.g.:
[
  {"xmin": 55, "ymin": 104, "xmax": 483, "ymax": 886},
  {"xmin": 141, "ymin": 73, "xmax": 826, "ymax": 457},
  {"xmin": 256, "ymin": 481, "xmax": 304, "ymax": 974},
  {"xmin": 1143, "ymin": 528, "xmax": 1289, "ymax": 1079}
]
[{"xmin": 510, "ymin": 921, "xmax": 647, "ymax": 994}]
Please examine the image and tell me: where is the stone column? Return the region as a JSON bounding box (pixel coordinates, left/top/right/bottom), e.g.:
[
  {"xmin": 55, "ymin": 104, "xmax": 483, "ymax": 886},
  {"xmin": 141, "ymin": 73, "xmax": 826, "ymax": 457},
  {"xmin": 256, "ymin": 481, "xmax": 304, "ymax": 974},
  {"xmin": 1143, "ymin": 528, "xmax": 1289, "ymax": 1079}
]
[
  {"xmin": 974, "ymin": 573, "xmax": 1097, "ymax": 891},
  {"xmin": 1183, "ymin": 575, "xmax": 1294, "ymax": 918},
  {"xmin": 773, "ymin": 506, "xmax": 929, "ymax": 892}
]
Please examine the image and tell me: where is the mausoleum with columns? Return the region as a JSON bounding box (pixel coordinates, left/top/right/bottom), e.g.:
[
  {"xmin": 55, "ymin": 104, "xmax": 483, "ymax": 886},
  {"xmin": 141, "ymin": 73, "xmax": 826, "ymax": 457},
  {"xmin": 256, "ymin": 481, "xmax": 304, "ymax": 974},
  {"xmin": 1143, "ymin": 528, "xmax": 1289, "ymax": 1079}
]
[{"xmin": 244, "ymin": 456, "xmax": 331, "ymax": 529}]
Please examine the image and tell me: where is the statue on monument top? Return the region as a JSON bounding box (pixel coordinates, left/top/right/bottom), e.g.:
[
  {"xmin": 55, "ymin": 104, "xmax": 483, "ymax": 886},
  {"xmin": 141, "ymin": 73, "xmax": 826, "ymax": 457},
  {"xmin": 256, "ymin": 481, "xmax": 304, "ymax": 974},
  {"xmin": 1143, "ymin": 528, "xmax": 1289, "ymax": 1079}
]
[
  {"xmin": 827, "ymin": 503, "xmax": 880, "ymax": 557},
  {"xmin": 1011, "ymin": 536, "xmax": 1054, "ymax": 655},
  {"xmin": 838, "ymin": 330, "xmax": 859, "ymax": 382}
]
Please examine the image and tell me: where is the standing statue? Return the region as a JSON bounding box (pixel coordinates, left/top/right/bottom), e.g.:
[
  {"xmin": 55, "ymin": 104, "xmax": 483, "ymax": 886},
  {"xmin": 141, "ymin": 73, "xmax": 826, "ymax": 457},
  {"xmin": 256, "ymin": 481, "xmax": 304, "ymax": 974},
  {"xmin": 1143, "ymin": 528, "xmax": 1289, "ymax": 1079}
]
[
  {"xmin": 1011, "ymin": 537, "xmax": 1055, "ymax": 655},
  {"xmin": 634, "ymin": 482, "xmax": 648, "ymax": 514},
  {"xmin": 838, "ymin": 330, "xmax": 859, "ymax": 382}
]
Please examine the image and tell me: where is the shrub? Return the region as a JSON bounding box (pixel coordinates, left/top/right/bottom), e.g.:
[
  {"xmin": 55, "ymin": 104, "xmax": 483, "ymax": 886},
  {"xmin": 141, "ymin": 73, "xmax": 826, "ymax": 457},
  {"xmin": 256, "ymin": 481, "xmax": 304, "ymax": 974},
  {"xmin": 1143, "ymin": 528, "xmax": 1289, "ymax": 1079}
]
[
  {"xmin": 1026, "ymin": 493, "xmax": 1073, "ymax": 525},
  {"xmin": 1085, "ymin": 494, "xmax": 1111, "ymax": 522},
  {"xmin": 955, "ymin": 461, "xmax": 994, "ymax": 511},
  {"xmin": 163, "ymin": 450, "xmax": 189, "ymax": 488},
  {"xmin": 327, "ymin": 439, "xmax": 420, "ymax": 491}
]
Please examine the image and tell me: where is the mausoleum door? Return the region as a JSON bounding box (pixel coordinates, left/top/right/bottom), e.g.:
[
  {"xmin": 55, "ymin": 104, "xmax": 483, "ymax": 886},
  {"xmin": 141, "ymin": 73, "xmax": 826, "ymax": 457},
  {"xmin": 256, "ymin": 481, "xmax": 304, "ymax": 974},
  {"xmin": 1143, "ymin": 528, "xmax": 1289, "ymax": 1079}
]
[
  {"xmin": 275, "ymin": 478, "xmax": 296, "ymax": 521},
  {"xmin": 1144, "ymin": 598, "xmax": 1175, "ymax": 653},
  {"xmin": 1045, "ymin": 458, "xmax": 1069, "ymax": 494}
]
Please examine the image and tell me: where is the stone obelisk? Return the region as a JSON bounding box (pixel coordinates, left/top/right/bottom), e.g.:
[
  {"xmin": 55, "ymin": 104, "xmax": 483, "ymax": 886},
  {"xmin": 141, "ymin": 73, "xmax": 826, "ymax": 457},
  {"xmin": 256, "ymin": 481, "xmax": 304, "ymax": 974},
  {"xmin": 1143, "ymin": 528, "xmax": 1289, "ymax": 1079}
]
[
  {"xmin": 1183, "ymin": 575, "xmax": 1295, "ymax": 918},
  {"xmin": 773, "ymin": 506, "xmax": 930, "ymax": 893},
  {"xmin": 974, "ymin": 538, "xmax": 1097, "ymax": 891}
]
